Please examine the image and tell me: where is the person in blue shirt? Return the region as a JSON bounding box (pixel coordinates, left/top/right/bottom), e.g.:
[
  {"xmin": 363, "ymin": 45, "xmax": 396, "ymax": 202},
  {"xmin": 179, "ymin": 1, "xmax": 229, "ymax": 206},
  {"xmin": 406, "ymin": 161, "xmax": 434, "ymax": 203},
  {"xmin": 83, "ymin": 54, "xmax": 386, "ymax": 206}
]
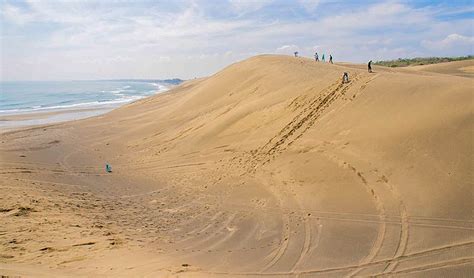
[{"xmin": 106, "ymin": 163, "xmax": 112, "ymax": 173}]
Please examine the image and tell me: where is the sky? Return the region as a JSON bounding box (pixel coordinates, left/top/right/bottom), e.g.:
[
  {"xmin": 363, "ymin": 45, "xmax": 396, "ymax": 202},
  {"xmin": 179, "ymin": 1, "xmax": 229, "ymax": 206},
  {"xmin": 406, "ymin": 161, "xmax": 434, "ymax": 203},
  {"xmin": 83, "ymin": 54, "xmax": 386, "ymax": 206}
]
[{"xmin": 1, "ymin": 0, "xmax": 473, "ymax": 81}]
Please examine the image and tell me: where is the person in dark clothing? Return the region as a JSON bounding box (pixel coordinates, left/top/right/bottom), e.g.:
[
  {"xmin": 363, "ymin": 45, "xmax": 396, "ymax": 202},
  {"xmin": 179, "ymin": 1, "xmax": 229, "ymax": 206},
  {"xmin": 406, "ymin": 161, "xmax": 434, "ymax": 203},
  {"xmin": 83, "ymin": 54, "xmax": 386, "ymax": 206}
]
[
  {"xmin": 294, "ymin": 51, "xmax": 299, "ymax": 57},
  {"xmin": 342, "ymin": 72, "xmax": 349, "ymax": 83},
  {"xmin": 314, "ymin": 52, "xmax": 319, "ymax": 61},
  {"xmin": 368, "ymin": 60, "xmax": 373, "ymax": 73},
  {"xmin": 329, "ymin": 54, "xmax": 333, "ymax": 64}
]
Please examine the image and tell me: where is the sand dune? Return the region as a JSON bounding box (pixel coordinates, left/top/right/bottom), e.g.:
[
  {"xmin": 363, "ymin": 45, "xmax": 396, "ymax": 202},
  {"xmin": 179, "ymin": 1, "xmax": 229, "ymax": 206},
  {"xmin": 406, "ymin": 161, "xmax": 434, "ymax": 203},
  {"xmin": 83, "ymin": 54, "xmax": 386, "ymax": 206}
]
[
  {"xmin": 403, "ymin": 59, "xmax": 474, "ymax": 78},
  {"xmin": 1, "ymin": 55, "xmax": 473, "ymax": 277}
]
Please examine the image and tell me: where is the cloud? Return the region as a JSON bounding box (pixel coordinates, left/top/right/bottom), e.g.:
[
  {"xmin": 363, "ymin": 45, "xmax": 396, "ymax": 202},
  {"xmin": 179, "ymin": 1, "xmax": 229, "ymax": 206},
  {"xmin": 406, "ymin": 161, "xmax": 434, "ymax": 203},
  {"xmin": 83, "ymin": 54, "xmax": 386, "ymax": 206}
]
[
  {"xmin": 315, "ymin": 2, "xmax": 431, "ymax": 33},
  {"xmin": 158, "ymin": 56, "xmax": 171, "ymax": 62},
  {"xmin": 275, "ymin": 45, "xmax": 299, "ymax": 54},
  {"xmin": 0, "ymin": 3, "xmax": 34, "ymax": 25},
  {"xmin": 298, "ymin": 0, "xmax": 321, "ymax": 12},
  {"xmin": 228, "ymin": 0, "xmax": 273, "ymax": 14},
  {"xmin": 422, "ymin": 34, "xmax": 474, "ymax": 50},
  {"xmin": 1, "ymin": 0, "xmax": 473, "ymax": 80},
  {"xmin": 419, "ymin": 33, "xmax": 474, "ymax": 57}
]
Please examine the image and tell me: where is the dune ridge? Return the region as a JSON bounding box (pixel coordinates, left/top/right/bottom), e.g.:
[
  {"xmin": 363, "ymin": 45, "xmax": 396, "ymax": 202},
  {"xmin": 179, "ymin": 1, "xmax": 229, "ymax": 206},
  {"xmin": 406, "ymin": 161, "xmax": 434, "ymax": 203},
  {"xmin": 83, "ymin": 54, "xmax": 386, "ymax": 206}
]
[{"xmin": 1, "ymin": 55, "xmax": 473, "ymax": 277}]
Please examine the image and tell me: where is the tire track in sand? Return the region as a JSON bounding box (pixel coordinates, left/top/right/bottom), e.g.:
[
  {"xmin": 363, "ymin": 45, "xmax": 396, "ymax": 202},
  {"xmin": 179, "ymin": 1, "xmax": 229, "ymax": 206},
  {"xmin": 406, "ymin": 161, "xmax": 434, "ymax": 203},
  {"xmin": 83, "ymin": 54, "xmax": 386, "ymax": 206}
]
[
  {"xmin": 260, "ymin": 214, "xmax": 291, "ymax": 272},
  {"xmin": 261, "ymin": 173, "xmax": 311, "ymax": 272},
  {"xmin": 179, "ymin": 212, "xmax": 238, "ymax": 253},
  {"xmin": 193, "ymin": 241, "xmax": 474, "ymax": 276},
  {"xmin": 381, "ymin": 180, "xmax": 409, "ymax": 274},
  {"xmin": 376, "ymin": 257, "xmax": 474, "ymax": 276},
  {"xmin": 260, "ymin": 172, "xmax": 324, "ymax": 274},
  {"xmin": 259, "ymin": 174, "xmax": 296, "ymax": 273},
  {"xmin": 344, "ymin": 163, "xmax": 387, "ymax": 278},
  {"xmin": 291, "ymin": 215, "xmax": 312, "ymax": 272},
  {"xmin": 321, "ymin": 148, "xmax": 409, "ymax": 277}
]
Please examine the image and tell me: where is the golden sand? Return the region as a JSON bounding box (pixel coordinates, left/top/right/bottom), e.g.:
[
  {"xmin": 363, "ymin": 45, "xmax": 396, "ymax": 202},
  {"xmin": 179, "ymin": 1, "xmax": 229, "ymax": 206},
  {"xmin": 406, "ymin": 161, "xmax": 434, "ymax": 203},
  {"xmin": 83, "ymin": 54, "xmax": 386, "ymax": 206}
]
[{"xmin": 1, "ymin": 55, "xmax": 473, "ymax": 277}]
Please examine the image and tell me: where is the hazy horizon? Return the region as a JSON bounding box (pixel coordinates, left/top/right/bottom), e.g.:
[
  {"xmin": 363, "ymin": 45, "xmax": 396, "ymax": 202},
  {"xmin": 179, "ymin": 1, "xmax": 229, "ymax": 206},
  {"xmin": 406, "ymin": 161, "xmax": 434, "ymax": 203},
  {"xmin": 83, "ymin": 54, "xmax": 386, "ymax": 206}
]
[
  {"xmin": 0, "ymin": 78, "xmax": 185, "ymax": 82},
  {"xmin": 1, "ymin": 0, "xmax": 473, "ymax": 81}
]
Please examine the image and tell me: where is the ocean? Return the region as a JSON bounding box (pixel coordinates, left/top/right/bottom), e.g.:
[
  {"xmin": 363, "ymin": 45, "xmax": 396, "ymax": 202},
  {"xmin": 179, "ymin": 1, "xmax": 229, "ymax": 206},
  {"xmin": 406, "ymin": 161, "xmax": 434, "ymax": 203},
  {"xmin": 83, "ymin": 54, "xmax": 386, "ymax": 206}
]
[{"xmin": 0, "ymin": 80, "xmax": 180, "ymax": 129}]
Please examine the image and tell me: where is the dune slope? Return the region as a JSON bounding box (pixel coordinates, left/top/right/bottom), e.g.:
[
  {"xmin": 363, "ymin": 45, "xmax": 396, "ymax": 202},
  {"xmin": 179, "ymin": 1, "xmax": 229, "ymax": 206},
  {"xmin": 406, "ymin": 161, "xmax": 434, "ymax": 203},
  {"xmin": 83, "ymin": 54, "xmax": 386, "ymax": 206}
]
[
  {"xmin": 1, "ymin": 55, "xmax": 473, "ymax": 277},
  {"xmin": 404, "ymin": 59, "xmax": 474, "ymax": 78}
]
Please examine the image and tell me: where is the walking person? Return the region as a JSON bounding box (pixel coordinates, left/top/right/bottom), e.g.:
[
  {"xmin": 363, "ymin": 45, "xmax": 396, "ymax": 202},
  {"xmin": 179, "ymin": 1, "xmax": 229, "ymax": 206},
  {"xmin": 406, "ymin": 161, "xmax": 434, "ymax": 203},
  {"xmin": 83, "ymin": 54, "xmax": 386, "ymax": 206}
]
[
  {"xmin": 368, "ymin": 60, "xmax": 373, "ymax": 73},
  {"xmin": 294, "ymin": 51, "xmax": 299, "ymax": 58},
  {"xmin": 321, "ymin": 54, "xmax": 325, "ymax": 62},
  {"xmin": 329, "ymin": 54, "xmax": 333, "ymax": 64},
  {"xmin": 314, "ymin": 52, "xmax": 319, "ymax": 61}
]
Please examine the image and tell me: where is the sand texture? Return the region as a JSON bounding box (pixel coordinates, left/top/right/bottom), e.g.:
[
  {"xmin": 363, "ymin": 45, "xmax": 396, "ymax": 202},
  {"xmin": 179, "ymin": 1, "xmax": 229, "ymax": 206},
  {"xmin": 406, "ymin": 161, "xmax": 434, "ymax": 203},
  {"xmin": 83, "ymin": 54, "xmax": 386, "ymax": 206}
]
[{"xmin": 1, "ymin": 55, "xmax": 473, "ymax": 277}]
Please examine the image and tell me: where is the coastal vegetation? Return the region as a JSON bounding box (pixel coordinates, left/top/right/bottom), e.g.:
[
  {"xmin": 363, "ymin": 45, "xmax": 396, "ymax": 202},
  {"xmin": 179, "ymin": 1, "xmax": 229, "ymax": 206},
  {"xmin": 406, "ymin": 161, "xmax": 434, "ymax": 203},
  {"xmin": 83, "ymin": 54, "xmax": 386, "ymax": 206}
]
[{"xmin": 375, "ymin": 55, "xmax": 473, "ymax": 67}]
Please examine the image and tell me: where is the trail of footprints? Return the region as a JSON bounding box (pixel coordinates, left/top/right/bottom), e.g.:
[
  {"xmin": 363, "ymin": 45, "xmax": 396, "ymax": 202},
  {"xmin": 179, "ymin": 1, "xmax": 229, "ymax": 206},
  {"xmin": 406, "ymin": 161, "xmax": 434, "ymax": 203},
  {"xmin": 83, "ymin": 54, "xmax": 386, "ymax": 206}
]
[{"xmin": 232, "ymin": 73, "xmax": 365, "ymax": 172}]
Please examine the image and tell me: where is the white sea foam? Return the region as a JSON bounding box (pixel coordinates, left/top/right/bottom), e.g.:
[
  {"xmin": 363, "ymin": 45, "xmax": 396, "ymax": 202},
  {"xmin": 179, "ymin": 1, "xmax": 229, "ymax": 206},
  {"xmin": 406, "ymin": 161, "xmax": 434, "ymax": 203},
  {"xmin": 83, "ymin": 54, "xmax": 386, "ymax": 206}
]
[
  {"xmin": 0, "ymin": 83, "xmax": 170, "ymax": 115},
  {"xmin": 0, "ymin": 96, "xmax": 141, "ymax": 114}
]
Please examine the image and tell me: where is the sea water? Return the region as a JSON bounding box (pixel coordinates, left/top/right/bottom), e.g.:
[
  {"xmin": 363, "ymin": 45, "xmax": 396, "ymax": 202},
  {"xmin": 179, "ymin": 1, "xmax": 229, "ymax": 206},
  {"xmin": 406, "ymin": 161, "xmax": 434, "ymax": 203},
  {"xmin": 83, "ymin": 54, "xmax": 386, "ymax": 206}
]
[{"xmin": 0, "ymin": 80, "xmax": 178, "ymax": 129}]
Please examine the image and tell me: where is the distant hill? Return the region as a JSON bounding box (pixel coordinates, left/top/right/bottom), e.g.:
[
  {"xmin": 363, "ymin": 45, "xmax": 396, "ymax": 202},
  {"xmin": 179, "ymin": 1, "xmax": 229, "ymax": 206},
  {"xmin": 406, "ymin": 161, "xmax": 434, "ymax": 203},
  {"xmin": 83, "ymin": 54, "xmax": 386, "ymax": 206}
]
[
  {"xmin": 374, "ymin": 55, "xmax": 473, "ymax": 67},
  {"xmin": 160, "ymin": 78, "xmax": 184, "ymax": 85}
]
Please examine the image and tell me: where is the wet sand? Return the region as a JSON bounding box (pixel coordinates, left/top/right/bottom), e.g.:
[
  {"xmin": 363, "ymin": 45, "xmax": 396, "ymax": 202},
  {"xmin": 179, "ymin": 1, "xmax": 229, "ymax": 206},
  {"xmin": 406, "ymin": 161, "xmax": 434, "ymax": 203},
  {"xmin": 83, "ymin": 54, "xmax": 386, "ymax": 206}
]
[{"xmin": 0, "ymin": 108, "xmax": 113, "ymax": 131}]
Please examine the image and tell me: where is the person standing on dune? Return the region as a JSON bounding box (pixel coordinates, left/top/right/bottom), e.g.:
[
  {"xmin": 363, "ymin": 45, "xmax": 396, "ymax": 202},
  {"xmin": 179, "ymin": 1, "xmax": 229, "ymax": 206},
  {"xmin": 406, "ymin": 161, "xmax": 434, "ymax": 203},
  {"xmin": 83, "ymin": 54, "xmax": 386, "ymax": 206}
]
[
  {"xmin": 294, "ymin": 51, "xmax": 299, "ymax": 57},
  {"xmin": 368, "ymin": 60, "xmax": 373, "ymax": 73},
  {"xmin": 329, "ymin": 54, "xmax": 333, "ymax": 64},
  {"xmin": 315, "ymin": 52, "xmax": 319, "ymax": 61}
]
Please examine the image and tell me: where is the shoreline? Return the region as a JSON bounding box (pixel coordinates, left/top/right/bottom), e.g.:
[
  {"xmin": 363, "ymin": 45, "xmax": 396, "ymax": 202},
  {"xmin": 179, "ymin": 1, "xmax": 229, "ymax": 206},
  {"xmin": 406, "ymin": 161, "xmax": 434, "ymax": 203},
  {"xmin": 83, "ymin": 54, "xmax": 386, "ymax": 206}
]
[
  {"xmin": 0, "ymin": 107, "xmax": 111, "ymax": 121},
  {"xmin": 0, "ymin": 107, "xmax": 113, "ymax": 131},
  {"xmin": 0, "ymin": 85, "xmax": 176, "ymax": 131}
]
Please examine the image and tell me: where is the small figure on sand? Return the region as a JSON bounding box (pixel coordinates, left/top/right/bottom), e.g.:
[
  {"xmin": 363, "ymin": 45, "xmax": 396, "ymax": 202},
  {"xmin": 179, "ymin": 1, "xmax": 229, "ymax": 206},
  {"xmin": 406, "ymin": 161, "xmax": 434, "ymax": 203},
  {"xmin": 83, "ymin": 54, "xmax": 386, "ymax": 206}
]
[
  {"xmin": 294, "ymin": 51, "xmax": 299, "ymax": 57},
  {"xmin": 329, "ymin": 54, "xmax": 333, "ymax": 64},
  {"xmin": 106, "ymin": 163, "xmax": 112, "ymax": 173},
  {"xmin": 368, "ymin": 60, "xmax": 373, "ymax": 73},
  {"xmin": 342, "ymin": 72, "xmax": 349, "ymax": 84},
  {"xmin": 321, "ymin": 54, "xmax": 325, "ymax": 62},
  {"xmin": 314, "ymin": 52, "xmax": 319, "ymax": 61}
]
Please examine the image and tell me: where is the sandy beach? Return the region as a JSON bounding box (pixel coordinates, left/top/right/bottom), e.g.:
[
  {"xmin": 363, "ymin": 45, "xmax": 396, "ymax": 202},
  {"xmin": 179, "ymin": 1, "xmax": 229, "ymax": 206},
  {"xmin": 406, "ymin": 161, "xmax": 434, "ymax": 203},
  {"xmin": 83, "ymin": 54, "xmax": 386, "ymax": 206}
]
[
  {"xmin": 1, "ymin": 55, "xmax": 473, "ymax": 277},
  {"xmin": 0, "ymin": 108, "xmax": 113, "ymax": 121},
  {"xmin": 0, "ymin": 108, "xmax": 116, "ymax": 132}
]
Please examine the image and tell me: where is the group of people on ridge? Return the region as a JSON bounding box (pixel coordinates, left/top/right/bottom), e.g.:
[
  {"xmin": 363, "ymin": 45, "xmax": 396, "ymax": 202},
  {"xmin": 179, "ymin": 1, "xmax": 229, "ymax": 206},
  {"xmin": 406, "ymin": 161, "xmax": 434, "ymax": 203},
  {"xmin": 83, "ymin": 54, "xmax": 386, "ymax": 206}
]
[
  {"xmin": 313, "ymin": 52, "xmax": 333, "ymax": 64},
  {"xmin": 294, "ymin": 51, "xmax": 333, "ymax": 64},
  {"xmin": 293, "ymin": 52, "xmax": 374, "ymax": 85},
  {"xmin": 296, "ymin": 51, "xmax": 373, "ymax": 73}
]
